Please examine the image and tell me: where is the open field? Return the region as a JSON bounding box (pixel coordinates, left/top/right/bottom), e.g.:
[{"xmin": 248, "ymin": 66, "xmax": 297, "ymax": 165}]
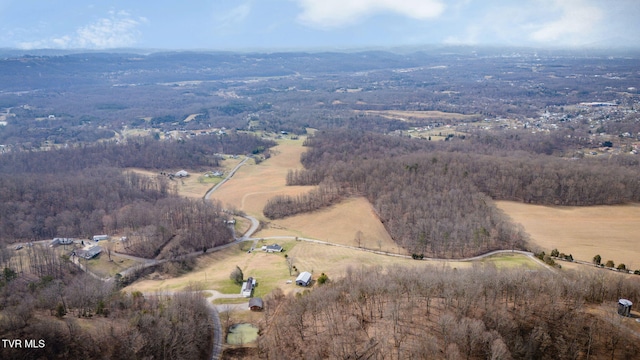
[
  {"xmin": 125, "ymin": 239, "xmax": 544, "ymax": 296},
  {"xmin": 85, "ymin": 253, "xmax": 141, "ymax": 278},
  {"xmin": 356, "ymin": 110, "xmax": 478, "ymax": 121},
  {"xmin": 497, "ymin": 201, "xmax": 640, "ymax": 270},
  {"xmin": 257, "ymin": 196, "xmax": 400, "ymax": 253},
  {"xmin": 127, "ymin": 156, "xmax": 244, "ymax": 199},
  {"xmin": 208, "ymin": 138, "xmax": 314, "ymax": 221}
]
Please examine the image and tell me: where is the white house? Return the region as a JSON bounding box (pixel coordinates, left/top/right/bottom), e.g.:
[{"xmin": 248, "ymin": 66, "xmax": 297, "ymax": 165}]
[
  {"xmin": 241, "ymin": 277, "xmax": 256, "ymax": 297},
  {"xmin": 263, "ymin": 244, "xmax": 283, "ymax": 253}
]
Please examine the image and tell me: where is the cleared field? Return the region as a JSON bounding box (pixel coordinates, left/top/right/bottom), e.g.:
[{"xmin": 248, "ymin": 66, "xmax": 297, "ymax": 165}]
[
  {"xmin": 256, "ymin": 196, "xmax": 400, "ymax": 254},
  {"xmin": 208, "ymin": 138, "xmax": 314, "ymax": 221},
  {"xmin": 127, "ymin": 156, "xmax": 244, "ymax": 199},
  {"xmin": 125, "ymin": 239, "xmax": 544, "ymax": 296},
  {"xmin": 356, "ymin": 110, "xmax": 478, "ymax": 121},
  {"xmin": 85, "ymin": 253, "xmax": 141, "ymax": 278},
  {"xmin": 497, "ymin": 201, "xmax": 640, "ymax": 270}
]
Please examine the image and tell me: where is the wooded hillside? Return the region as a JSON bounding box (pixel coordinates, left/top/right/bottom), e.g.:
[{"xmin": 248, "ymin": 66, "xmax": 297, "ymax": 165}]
[
  {"xmin": 259, "ymin": 265, "xmax": 640, "ymax": 360},
  {"xmin": 264, "ymin": 130, "xmax": 640, "ymax": 257}
]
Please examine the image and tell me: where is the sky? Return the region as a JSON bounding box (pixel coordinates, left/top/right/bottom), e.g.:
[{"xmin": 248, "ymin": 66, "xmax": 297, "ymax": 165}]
[{"xmin": 0, "ymin": 0, "xmax": 638, "ymax": 51}]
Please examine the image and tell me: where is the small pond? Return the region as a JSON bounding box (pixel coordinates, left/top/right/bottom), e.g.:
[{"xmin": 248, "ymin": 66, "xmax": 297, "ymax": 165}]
[{"xmin": 226, "ymin": 323, "xmax": 259, "ymax": 345}]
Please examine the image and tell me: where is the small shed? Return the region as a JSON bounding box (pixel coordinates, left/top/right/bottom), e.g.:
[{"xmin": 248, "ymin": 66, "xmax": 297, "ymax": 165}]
[
  {"xmin": 296, "ymin": 271, "xmax": 312, "ymax": 287},
  {"xmin": 50, "ymin": 238, "xmax": 73, "ymax": 247},
  {"xmin": 249, "ymin": 298, "xmax": 263, "ymax": 311},
  {"xmin": 175, "ymin": 170, "xmax": 189, "ymax": 177},
  {"xmin": 618, "ymin": 299, "xmax": 633, "ymax": 317}
]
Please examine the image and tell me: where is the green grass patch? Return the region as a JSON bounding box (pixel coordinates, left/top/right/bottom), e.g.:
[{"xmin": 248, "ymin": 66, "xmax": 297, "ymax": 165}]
[
  {"xmin": 198, "ymin": 176, "xmax": 222, "ymax": 184},
  {"xmin": 85, "ymin": 254, "xmax": 140, "ymax": 277},
  {"xmin": 238, "ymin": 242, "xmax": 253, "ymax": 252},
  {"xmin": 481, "ymin": 253, "xmax": 540, "ymax": 269},
  {"xmin": 245, "ymin": 263, "xmax": 292, "ymax": 298},
  {"xmin": 215, "ymin": 280, "xmax": 243, "ymax": 295},
  {"xmin": 212, "ymin": 297, "xmax": 249, "ymax": 305}
]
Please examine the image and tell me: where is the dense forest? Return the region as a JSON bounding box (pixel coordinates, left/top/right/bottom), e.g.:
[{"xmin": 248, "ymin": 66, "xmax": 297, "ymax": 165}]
[
  {"xmin": 259, "ymin": 265, "xmax": 640, "ymax": 360},
  {"xmin": 0, "ymin": 133, "xmax": 275, "ymax": 257},
  {"xmin": 0, "ymin": 133, "xmax": 275, "ymax": 172},
  {"xmin": 264, "ymin": 130, "xmax": 640, "ymax": 257},
  {"xmin": 0, "ymin": 270, "xmax": 213, "ymax": 360}
]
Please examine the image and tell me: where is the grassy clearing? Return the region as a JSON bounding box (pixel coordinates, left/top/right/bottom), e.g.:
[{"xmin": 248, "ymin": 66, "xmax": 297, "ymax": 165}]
[
  {"xmin": 497, "ymin": 201, "xmax": 640, "ymax": 270},
  {"xmin": 480, "ymin": 253, "xmax": 540, "ymax": 269},
  {"xmin": 212, "ymin": 297, "xmax": 249, "ymax": 305},
  {"xmin": 234, "ymin": 217, "xmax": 251, "ymax": 236},
  {"xmin": 256, "ymin": 196, "xmax": 400, "ymax": 253},
  {"xmin": 85, "ymin": 254, "xmax": 140, "ymax": 277},
  {"xmin": 356, "ymin": 110, "xmax": 478, "ymax": 121},
  {"xmin": 126, "ymin": 238, "xmax": 544, "ymax": 297},
  {"xmin": 208, "ymin": 137, "xmax": 311, "ymax": 221}
]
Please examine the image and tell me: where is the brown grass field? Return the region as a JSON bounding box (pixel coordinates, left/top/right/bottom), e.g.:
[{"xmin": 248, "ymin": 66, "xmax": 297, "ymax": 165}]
[
  {"xmin": 497, "ymin": 201, "xmax": 640, "ymax": 270},
  {"xmin": 356, "ymin": 110, "xmax": 478, "ymax": 121},
  {"xmin": 257, "ymin": 196, "xmax": 401, "ymax": 253},
  {"xmin": 208, "ymin": 138, "xmax": 315, "ymax": 220},
  {"xmin": 124, "ymin": 239, "xmax": 544, "ymax": 296},
  {"xmin": 127, "ymin": 156, "xmax": 244, "ymax": 199}
]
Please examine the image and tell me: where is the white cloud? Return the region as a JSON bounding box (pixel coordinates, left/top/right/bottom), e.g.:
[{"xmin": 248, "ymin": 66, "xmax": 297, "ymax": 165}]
[
  {"xmin": 529, "ymin": 0, "xmax": 603, "ymax": 45},
  {"xmin": 214, "ymin": 3, "xmax": 252, "ymax": 31},
  {"xmin": 295, "ymin": 0, "xmax": 446, "ymax": 28},
  {"xmin": 19, "ymin": 11, "xmax": 146, "ymax": 49},
  {"xmin": 442, "ymin": 0, "xmax": 606, "ymax": 47}
]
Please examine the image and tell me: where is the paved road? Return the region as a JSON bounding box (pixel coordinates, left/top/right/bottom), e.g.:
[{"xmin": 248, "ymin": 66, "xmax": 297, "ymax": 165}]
[{"xmin": 204, "ymin": 156, "xmax": 249, "ymax": 201}]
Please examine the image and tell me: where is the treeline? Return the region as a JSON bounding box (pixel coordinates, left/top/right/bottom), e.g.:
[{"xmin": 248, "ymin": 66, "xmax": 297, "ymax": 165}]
[
  {"xmin": 265, "ymin": 129, "xmax": 640, "ymax": 257},
  {"xmin": 298, "ymin": 130, "xmax": 640, "ymax": 206},
  {"xmin": 0, "ymin": 272, "xmax": 213, "ymax": 360},
  {"xmin": 0, "ymin": 169, "xmax": 171, "ymax": 241},
  {"xmin": 121, "ymin": 198, "xmax": 232, "ymax": 259},
  {"xmin": 284, "ymin": 153, "xmax": 526, "ymax": 257},
  {"xmin": 259, "ymin": 265, "xmax": 640, "ymax": 359},
  {"xmin": 0, "ymin": 132, "xmax": 273, "ymax": 251},
  {"xmin": 0, "ymin": 168, "xmax": 232, "ymax": 257},
  {"xmin": 0, "ymin": 132, "xmax": 276, "ymax": 173},
  {"xmin": 263, "ymin": 178, "xmax": 345, "ymax": 219}
]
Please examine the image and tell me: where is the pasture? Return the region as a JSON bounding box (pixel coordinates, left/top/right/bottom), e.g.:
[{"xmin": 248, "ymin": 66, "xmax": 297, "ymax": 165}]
[
  {"xmin": 257, "ymin": 196, "xmax": 401, "ymax": 254},
  {"xmin": 497, "ymin": 201, "xmax": 640, "ymax": 270},
  {"xmin": 124, "ymin": 239, "xmax": 544, "ymax": 296},
  {"xmin": 208, "ymin": 137, "xmax": 315, "ymax": 221}
]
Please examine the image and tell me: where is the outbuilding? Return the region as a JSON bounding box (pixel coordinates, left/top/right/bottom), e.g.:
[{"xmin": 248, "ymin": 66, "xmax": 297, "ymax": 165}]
[
  {"xmin": 249, "ymin": 298, "xmax": 263, "ymax": 311},
  {"xmin": 92, "ymin": 235, "xmax": 109, "ymax": 241},
  {"xmin": 296, "ymin": 271, "xmax": 312, "ymax": 287},
  {"xmin": 618, "ymin": 299, "xmax": 633, "ymax": 317},
  {"xmin": 75, "ymin": 245, "xmax": 103, "ymax": 260},
  {"xmin": 263, "ymin": 244, "xmax": 283, "ymax": 253}
]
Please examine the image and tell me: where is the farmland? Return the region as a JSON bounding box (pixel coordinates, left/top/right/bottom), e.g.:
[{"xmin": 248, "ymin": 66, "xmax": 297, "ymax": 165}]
[{"xmin": 497, "ymin": 201, "xmax": 640, "ymax": 270}]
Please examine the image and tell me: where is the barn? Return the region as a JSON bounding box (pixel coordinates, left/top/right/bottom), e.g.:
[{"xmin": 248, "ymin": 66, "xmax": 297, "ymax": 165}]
[
  {"xmin": 296, "ymin": 271, "xmax": 312, "ymax": 287},
  {"xmin": 249, "ymin": 298, "xmax": 263, "ymax": 311}
]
